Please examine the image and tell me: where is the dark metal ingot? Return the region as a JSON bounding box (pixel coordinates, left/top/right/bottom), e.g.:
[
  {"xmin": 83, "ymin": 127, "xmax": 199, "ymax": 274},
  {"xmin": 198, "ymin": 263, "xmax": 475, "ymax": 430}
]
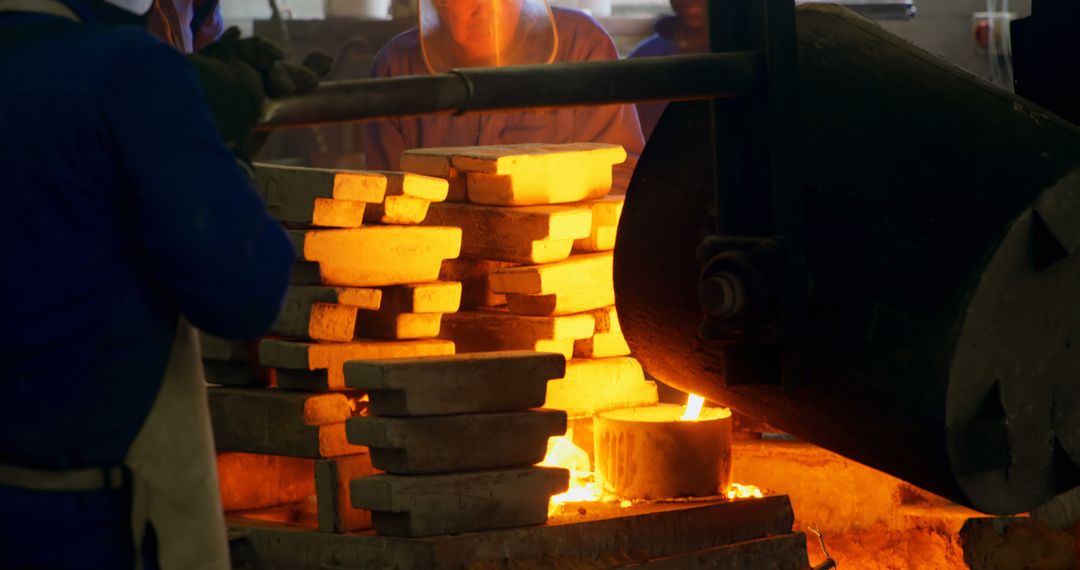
[
  {"xmin": 350, "ymin": 467, "xmax": 569, "ymax": 537},
  {"xmin": 614, "ymin": 5, "xmax": 1080, "ymax": 514},
  {"xmin": 231, "ymin": 495, "xmax": 803, "ymax": 568},
  {"xmin": 200, "ymin": 334, "xmax": 268, "ymax": 387},
  {"xmin": 346, "ymin": 409, "xmax": 567, "ymax": 474},
  {"xmin": 343, "ymin": 352, "xmax": 565, "ymax": 417},
  {"xmin": 203, "ymin": 360, "xmax": 268, "ymax": 387},
  {"xmin": 208, "ymin": 387, "xmax": 365, "ymax": 458}
]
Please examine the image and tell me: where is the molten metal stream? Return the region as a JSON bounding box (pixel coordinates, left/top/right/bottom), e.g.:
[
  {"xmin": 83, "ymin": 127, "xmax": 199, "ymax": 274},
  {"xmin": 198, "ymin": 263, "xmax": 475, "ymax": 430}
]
[{"xmin": 680, "ymin": 394, "xmax": 705, "ymax": 421}]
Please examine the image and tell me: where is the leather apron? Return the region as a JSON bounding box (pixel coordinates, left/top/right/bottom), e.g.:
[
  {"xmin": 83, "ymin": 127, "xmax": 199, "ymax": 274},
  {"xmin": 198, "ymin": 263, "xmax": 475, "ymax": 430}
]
[
  {"xmin": 124, "ymin": 318, "xmax": 230, "ymax": 570},
  {"xmin": 0, "ymin": 8, "xmax": 229, "ymax": 564}
]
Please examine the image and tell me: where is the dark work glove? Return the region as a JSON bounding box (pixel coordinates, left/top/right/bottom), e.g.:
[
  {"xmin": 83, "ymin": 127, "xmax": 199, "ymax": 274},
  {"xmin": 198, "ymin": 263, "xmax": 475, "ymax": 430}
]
[
  {"xmin": 188, "ymin": 53, "xmax": 265, "ymax": 161},
  {"xmin": 190, "ymin": 27, "xmax": 333, "ymax": 160}
]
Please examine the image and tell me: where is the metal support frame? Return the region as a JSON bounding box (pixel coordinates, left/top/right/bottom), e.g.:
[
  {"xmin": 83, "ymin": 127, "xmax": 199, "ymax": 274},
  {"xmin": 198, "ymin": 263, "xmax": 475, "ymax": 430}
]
[{"xmin": 700, "ymin": 0, "xmax": 807, "ymax": 387}]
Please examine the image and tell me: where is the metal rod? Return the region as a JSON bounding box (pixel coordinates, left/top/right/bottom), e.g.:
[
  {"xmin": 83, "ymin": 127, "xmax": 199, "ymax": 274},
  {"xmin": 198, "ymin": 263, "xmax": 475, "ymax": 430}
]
[
  {"xmin": 259, "ymin": 51, "xmax": 763, "ymax": 129},
  {"xmin": 259, "ymin": 74, "xmax": 470, "ymax": 130}
]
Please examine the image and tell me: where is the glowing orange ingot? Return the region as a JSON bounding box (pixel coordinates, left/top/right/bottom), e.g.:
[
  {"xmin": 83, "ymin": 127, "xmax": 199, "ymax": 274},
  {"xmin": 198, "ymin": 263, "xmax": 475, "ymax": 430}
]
[
  {"xmin": 573, "ymin": 306, "xmax": 631, "ymax": 358},
  {"xmin": 401, "ymin": 143, "xmax": 626, "ymax": 206},
  {"xmin": 291, "ymin": 227, "xmax": 462, "ymax": 287},
  {"xmin": 423, "ymin": 202, "xmax": 592, "ymax": 264},
  {"xmin": 572, "ymin": 196, "xmax": 623, "ymax": 252},
  {"xmin": 362, "ymin": 171, "xmax": 450, "ymax": 225},
  {"xmin": 491, "ymin": 252, "xmax": 615, "ymax": 316}
]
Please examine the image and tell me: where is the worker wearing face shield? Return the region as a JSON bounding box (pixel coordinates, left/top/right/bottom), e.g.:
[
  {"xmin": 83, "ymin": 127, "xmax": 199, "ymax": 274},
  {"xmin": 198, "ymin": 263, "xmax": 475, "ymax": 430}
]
[
  {"xmin": 627, "ymin": 0, "xmax": 707, "ymax": 139},
  {"xmin": 0, "ymin": 0, "xmax": 301, "ymax": 567},
  {"xmin": 364, "ymin": 0, "xmax": 645, "ymax": 194}
]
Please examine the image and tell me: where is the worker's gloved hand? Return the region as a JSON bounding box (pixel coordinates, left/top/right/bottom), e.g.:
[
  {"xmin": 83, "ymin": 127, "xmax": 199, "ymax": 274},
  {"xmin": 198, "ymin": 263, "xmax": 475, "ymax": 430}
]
[
  {"xmin": 188, "ymin": 53, "xmax": 265, "ymax": 161},
  {"xmin": 190, "ymin": 27, "xmax": 333, "ymax": 160},
  {"xmin": 199, "ymin": 27, "xmax": 332, "ymax": 98}
]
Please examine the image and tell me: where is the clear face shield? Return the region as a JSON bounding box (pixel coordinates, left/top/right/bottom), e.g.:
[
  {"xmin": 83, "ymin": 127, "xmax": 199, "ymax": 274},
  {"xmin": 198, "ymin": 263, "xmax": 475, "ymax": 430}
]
[{"xmin": 419, "ymin": 0, "xmax": 558, "ymax": 74}]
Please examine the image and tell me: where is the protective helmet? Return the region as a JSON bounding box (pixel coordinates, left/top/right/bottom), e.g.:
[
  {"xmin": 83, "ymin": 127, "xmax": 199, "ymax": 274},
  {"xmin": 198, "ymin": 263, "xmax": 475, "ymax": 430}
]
[{"xmin": 419, "ymin": 0, "xmax": 558, "ymax": 73}]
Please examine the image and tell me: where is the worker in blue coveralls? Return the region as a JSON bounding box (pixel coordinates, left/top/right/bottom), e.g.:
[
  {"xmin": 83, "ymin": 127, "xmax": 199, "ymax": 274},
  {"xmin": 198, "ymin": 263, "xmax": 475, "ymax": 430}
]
[
  {"xmin": 0, "ymin": 0, "xmax": 317, "ymax": 566},
  {"xmin": 627, "ymin": 0, "xmax": 707, "ymax": 140}
]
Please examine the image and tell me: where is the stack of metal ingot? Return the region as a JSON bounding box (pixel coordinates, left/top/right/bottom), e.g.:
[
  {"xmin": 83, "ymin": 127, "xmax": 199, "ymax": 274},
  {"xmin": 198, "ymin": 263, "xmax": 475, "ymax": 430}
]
[
  {"xmin": 402, "ymin": 143, "xmax": 659, "ymax": 455},
  {"xmin": 201, "ymin": 164, "xmax": 463, "ymax": 532},
  {"xmin": 342, "ymin": 352, "xmax": 570, "ymax": 536}
]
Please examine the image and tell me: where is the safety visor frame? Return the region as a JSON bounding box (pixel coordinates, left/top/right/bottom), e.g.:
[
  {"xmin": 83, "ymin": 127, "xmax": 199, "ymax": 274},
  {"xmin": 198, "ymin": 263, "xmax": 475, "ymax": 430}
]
[{"xmin": 419, "ymin": 0, "xmax": 558, "ymax": 74}]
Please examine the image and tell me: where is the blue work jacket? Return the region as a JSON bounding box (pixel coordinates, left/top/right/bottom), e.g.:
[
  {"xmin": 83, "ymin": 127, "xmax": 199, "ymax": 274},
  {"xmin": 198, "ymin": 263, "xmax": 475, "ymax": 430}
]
[{"xmin": 0, "ymin": 12, "xmax": 293, "ymax": 471}]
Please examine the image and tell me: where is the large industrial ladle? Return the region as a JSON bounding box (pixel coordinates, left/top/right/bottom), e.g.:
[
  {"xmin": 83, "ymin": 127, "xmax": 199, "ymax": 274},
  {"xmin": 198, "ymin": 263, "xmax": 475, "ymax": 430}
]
[{"xmin": 615, "ymin": 6, "xmax": 1080, "ymax": 514}]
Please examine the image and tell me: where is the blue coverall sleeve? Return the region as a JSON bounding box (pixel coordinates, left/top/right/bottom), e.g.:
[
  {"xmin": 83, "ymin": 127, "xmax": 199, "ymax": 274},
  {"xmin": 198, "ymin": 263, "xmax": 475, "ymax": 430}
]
[{"xmin": 102, "ymin": 40, "xmax": 293, "ymax": 339}]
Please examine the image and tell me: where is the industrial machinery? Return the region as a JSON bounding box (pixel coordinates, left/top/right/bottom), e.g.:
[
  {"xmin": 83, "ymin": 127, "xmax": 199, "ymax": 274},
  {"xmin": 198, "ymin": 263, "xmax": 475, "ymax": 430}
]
[
  {"xmin": 260, "ymin": 1, "xmax": 1080, "ymax": 517},
  {"xmin": 616, "ymin": 5, "xmax": 1080, "ymax": 515}
]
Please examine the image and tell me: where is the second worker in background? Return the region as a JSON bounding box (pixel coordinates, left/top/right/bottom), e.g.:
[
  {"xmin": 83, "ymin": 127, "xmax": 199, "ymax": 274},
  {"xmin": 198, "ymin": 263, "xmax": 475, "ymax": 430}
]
[{"xmin": 364, "ymin": 0, "xmax": 645, "ymax": 194}]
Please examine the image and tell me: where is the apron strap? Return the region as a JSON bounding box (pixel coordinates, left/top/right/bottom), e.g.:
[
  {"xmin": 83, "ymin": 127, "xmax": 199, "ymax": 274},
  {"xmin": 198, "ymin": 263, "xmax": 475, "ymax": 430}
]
[
  {"xmin": 131, "ymin": 476, "xmax": 150, "ymax": 570},
  {"xmin": 0, "ymin": 461, "xmax": 126, "ymax": 492},
  {"xmin": 125, "ymin": 318, "xmax": 230, "ymax": 570}
]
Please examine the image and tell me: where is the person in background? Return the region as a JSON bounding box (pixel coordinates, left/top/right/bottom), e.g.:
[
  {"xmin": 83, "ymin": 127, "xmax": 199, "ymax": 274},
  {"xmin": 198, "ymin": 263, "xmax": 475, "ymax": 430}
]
[
  {"xmin": 627, "ymin": 0, "xmax": 707, "ymax": 139},
  {"xmin": 147, "ymin": 0, "xmax": 223, "ymax": 52},
  {"xmin": 364, "ymin": 0, "xmax": 644, "ymax": 194},
  {"xmin": 0, "ymin": 0, "xmax": 299, "ymax": 566}
]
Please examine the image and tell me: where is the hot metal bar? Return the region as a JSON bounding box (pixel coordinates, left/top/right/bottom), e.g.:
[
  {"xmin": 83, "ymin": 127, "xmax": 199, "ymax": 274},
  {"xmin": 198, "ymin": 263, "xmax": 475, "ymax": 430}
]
[{"xmin": 258, "ymin": 52, "xmax": 763, "ymax": 129}]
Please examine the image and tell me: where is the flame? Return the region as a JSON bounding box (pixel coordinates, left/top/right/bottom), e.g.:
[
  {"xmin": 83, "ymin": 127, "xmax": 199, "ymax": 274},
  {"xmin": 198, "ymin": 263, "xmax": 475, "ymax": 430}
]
[
  {"xmin": 680, "ymin": 393, "xmax": 705, "ymax": 421},
  {"xmin": 349, "ymin": 394, "xmax": 370, "ymax": 416},
  {"xmin": 727, "ymin": 483, "xmax": 764, "ymax": 500},
  {"xmin": 540, "ymin": 430, "xmax": 601, "ymax": 514}
]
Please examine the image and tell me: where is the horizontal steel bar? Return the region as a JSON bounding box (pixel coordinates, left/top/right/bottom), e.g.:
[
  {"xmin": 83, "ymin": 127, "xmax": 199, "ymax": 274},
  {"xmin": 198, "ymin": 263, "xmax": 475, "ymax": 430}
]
[
  {"xmin": 795, "ymin": 0, "xmax": 915, "ymax": 20},
  {"xmin": 259, "ymin": 51, "xmax": 763, "ymax": 129}
]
